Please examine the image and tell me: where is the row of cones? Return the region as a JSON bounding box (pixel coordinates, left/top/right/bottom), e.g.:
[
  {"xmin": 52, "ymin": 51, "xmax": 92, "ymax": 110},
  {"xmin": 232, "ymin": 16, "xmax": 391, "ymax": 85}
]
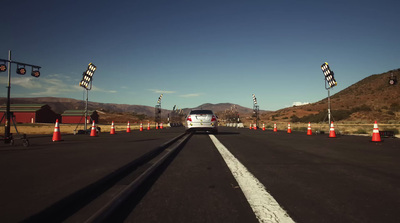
[
  {"xmin": 247, "ymin": 121, "xmax": 382, "ymax": 142},
  {"xmin": 139, "ymin": 122, "xmax": 163, "ymax": 131},
  {"xmin": 111, "ymin": 121, "xmax": 164, "ymax": 134},
  {"xmin": 254, "ymin": 122, "xmax": 330, "ymax": 136},
  {"xmin": 52, "ymin": 120, "xmax": 165, "ymax": 142}
]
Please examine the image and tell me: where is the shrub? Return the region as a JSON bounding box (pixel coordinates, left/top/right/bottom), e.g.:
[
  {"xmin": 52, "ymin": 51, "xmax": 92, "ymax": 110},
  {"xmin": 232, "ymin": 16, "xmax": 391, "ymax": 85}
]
[
  {"xmin": 333, "ymin": 110, "xmax": 352, "ymax": 120},
  {"xmin": 290, "ymin": 115, "xmax": 300, "ymax": 123},
  {"xmin": 390, "ymin": 103, "xmax": 400, "ymax": 112},
  {"xmin": 387, "ymin": 111, "xmax": 395, "ymax": 116},
  {"xmin": 351, "ymin": 104, "xmax": 372, "ymax": 113},
  {"xmin": 382, "ymin": 128, "xmax": 399, "ymax": 134},
  {"xmin": 296, "ymin": 127, "xmax": 308, "ymax": 132},
  {"xmin": 295, "ymin": 111, "xmax": 326, "ymax": 123},
  {"xmin": 354, "ymin": 128, "xmax": 367, "ymax": 134}
]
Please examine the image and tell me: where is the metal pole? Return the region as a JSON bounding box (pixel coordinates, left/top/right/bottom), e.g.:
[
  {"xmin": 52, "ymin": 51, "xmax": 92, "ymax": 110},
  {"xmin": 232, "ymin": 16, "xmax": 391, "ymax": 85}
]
[
  {"xmin": 2, "ymin": 51, "xmax": 40, "ymax": 143},
  {"xmin": 5, "ymin": 50, "xmax": 11, "ymax": 143},
  {"xmin": 328, "ymin": 88, "xmax": 331, "ymax": 125},
  {"xmin": 85, "ymin": 89, "xmax": 88, "ymax": 130},
  {"xmin": 256, "ymin": 105, "xmax": 259, "ymax": 128}
]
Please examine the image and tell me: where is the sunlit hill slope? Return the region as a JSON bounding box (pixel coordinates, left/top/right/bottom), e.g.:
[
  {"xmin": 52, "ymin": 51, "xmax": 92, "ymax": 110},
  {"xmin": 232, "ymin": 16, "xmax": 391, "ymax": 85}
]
[{"xmin": 262, "ymin": 69, "xmax": 400, "ymax": 123}]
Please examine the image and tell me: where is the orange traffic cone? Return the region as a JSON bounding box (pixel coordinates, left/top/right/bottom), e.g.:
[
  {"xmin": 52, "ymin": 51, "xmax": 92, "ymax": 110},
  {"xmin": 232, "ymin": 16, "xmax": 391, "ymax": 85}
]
[
  {"xmin": 147, "ymin": 122, "xmax": 150, "ymax": 130},
  {"xmin": 307, "ymin": 122, "xmax": 312, "ymax": 136},
  {"xmin": 273, "ymin": 123, "xmax": 277, "ymax": 132},
  {"xmin": 287, "ymin": 123, "xmax": 292, "ymax": 133},
  {"xmin": 90, "ymin": 121, "xmax": 97, "ymax": 137},
  {"xmin": 371, "ymin": 121, "xmax": 382, "ymax": 142},
  {"xmin": 126, "ymin": 121, "xmax": 131, "ymax": 133},
  {"xmin": 262, "ymin": 123, "xmax": 265, "ymax": 131},
  {"xmin": 156, "ymin": 123, "xmax": 159, "ymax": 130},
  {"xmin": 253, "ymin": 123, "xmax": 257, "ymax": 130},
  {"xmin": 249, "ymin": 123, "xmax": 252, "ymax": 130},
  {"xmin": 52, "ymin": 119, "xmax": 61, "ymax": 142},
  {"xmin": 329, "ymin": 122, "xmax": 336, "ymax": 138},
  {"xmin": 110, "ymin": 121, "xmax": 116, "ymax": 134},
  {"xmin": 160, "ymin": 122, "xmax": 163, "ymax": 129},
  {"xmin": 140, "ymin": 122, "xmax": 143, "ymax": 131}
]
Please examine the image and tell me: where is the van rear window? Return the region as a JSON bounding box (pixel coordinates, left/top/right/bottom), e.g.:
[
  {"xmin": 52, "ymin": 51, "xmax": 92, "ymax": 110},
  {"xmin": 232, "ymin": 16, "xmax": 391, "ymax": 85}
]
[{"xmin": 190, "ymin": 110, "xmax": 213, "ymax": 115}]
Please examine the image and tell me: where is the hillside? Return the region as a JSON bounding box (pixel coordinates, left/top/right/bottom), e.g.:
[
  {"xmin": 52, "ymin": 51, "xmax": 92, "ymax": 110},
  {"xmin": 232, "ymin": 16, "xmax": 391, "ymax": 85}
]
[
  {"xmin": 181, "ymin": 103, "xmax": 256, "ymax": 115},
  {"xmin": 1, "ymin": 69, "xmax": 399, "ymax": 124},
  {"xmin": 0, "ymin": 97, "xmax": 256, "ymax": 122},
  {"xmin": 262, "ymin": 69, "xmax": 400, "ymax": 123}
]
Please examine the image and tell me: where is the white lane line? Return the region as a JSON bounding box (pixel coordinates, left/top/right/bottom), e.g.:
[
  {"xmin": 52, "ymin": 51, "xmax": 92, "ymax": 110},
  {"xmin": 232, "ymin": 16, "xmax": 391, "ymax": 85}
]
[{"xmin": 209, "ymin": 134, "xmax": 294, "ymax": 223}]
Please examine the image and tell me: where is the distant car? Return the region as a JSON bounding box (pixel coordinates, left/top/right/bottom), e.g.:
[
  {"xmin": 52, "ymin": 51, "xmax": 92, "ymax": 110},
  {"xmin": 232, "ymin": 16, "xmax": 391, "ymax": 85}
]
[{"xmin": 186, "ymin": 110, "xmax": 218, "ymax": 134}]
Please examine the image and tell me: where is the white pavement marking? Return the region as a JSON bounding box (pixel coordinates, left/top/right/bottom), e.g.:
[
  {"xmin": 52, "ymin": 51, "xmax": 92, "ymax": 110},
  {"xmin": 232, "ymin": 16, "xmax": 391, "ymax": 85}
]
[{"xmin": 209, "ymin": 134, "xmax": 295, "ymax": 223}]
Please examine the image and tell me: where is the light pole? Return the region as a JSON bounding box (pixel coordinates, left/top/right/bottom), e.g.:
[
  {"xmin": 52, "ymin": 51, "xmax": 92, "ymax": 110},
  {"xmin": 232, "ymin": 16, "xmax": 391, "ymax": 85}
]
[
  {"xmin": 79, "ymin": 63, "xmax": 97, "ymax": 131},
  {"xmin": 321, "ymin": 62, "xmax": 338, "ymax": 125},
  {"xmin": 155, "ymin": 94, "xmax": 163, "ymax": 127},
  {"xmin": 170, "ymin": 105, "xmax": 176, "ymax": 125},
  {"xmin": 0, "ymin": 50, "xmax": 41, "ymax": 145},
  {"xmin": 252, "ymin": 94, "xmax": 259, "ymax": 128}
]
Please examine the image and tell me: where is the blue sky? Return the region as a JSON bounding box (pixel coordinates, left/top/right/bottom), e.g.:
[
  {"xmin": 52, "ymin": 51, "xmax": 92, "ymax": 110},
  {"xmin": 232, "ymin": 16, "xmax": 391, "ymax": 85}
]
[{"xmin": 1, "ymin": 0, "xmax": 399, "ymax": 111}]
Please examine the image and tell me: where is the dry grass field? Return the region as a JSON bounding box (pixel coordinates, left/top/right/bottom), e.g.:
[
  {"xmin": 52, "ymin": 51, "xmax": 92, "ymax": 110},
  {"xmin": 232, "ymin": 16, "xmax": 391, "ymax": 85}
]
[
  {"xmin": 0, "ymin": 123, "xmax": 146, "ymax": 135},
  {"xmin": 2, "ymin": 121, "xmax": 398, "ymax": 138},
  {"xmin": 237, "ymin": 121, "xmax": 400, "ymax": 137}
]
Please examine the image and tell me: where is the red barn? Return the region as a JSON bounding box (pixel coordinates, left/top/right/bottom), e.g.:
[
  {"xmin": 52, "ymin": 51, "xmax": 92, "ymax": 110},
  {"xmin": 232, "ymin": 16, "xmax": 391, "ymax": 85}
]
[
  {"xmin": 0, "ymin": 104, "xmax": 59, "ymax": 124},
  {"xmin": 61, "ymin": 110, "xmax": 99, "ymax": 124}
]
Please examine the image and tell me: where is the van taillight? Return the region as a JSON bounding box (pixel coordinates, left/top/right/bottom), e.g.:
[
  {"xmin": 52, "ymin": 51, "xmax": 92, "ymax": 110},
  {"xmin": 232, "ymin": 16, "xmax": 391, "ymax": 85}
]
[
  {"xmin": 187, "ymin": 116, "xmax": 192, "ymax": 121},
  {"xmin": 211, "ymin": 116, "xmax": 216, "ymax": 122}
]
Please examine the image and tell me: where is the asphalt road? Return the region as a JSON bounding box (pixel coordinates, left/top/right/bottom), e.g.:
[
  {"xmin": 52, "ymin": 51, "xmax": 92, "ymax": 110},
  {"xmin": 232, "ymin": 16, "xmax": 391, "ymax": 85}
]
[
  {"xmin": 0, "ymin": 127, "xmax": 399, "ymax": 222},
  {"xmin": 0, "ymin": 129, "xmax": 184, "ymax": 222},
  {"xmin": 216, "ymin": 128, "xmax": 400, "ymax": 223}
]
